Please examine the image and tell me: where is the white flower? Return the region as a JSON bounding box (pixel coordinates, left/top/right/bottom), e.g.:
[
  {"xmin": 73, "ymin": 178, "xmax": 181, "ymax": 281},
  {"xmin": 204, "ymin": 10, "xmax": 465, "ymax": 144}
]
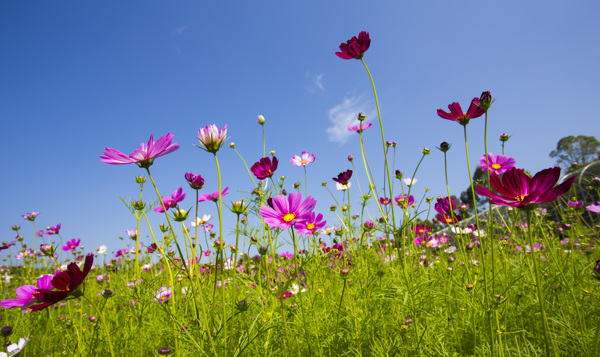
[
  {"xmin": 290, "ymin": 283, "xmax": 307, "ymax": 295},
  {"xmin": 403, "ymin": 178, "xmax": 418, "ymax": 187},
  {"xmin": 450, "ymin": 226, "xmax": 472, "ymax": 235},
  {"xmin": 3, "ymin": 337, "xmax": 28, "ymax": 357},
  {"xmin": 336, "ymin": 182, "xmax": 351, "ymax": 191},
  {"xmin": 96, "ymin": 245, "xmax": 107, "ymax": 254},
  {"xmin": 191, "ymin": 214, "xmax": 212, "ymax": 227}
]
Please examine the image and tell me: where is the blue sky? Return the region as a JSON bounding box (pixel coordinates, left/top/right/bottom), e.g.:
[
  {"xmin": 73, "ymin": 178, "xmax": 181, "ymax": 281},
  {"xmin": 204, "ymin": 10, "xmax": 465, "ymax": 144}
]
[{"xmin": 1, "ymin": 1, "xmax": 599, "ymax": 260}]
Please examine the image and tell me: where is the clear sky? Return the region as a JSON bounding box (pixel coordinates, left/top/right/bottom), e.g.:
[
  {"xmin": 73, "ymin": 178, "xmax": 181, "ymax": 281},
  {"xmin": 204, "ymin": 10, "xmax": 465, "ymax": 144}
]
[{"xmin": 2, "ymin": 1, "xmax": 599, "ymax": 259}]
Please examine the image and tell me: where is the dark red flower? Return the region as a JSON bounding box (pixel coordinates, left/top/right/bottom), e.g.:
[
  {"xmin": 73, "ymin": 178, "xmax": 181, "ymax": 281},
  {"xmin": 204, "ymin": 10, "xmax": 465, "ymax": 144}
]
[
  {"xmin": 475, "ymin": 166, "xmax": 576, "ymax": 210},
  {"xmin": 437, "ymin": 97, "xmax": 486, "ymax": 126},
  {"xmin": 251, "ymin": 157, "xmax": 279, "ymax": 180},
  {"xmin": 30, "ymin": 254, "xmax": 94, "ymax": 311},
  {"xmin": 335, "ymin": 31, "xmax": 371, "ymax": 60},
  {"xmin": 332, "ymin": 169, "xmax": 353, "ymax": 185}
]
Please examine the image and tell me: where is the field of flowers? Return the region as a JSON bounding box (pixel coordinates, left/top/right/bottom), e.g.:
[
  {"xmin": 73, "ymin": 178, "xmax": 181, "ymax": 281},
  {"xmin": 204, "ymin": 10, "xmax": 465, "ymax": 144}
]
[{"xmin": 2, "ymin": 31, "xmax": 600, "ymax": 357}]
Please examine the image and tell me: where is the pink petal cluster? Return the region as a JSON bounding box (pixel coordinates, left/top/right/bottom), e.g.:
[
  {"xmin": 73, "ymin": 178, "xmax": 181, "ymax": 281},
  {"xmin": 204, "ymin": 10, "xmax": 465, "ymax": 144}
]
[
  {"xmin": 290, "ymin": 152, "xmax": 315, "ymax": 167},
  {"xmin": 100, "ymin": 133, "xmax": 179, "ymax": 168},
  {"xmin": 480, "ymin": 153, "xmax": 516, "ymax": 175},
  {"xmin": 348, "ymin": 122, "xmax": 372, "ymax": 133},
  {"xmin": 154, "ymin": 187, "xmax": 186, "ymax": 213},
  {"xmin": 197, "ymin": 124, "xmax": 228, "ymax": 154},
  {"xmin": 259, "ymin": 192, "xmax": 317, "ymax": 230},
  {"xmin": 198, "ymin": 187, "xmax": 229, "ymax": 202},
  {"xmin": 437, "ymin": 98, "xmax": 485, "ymax": 126}
]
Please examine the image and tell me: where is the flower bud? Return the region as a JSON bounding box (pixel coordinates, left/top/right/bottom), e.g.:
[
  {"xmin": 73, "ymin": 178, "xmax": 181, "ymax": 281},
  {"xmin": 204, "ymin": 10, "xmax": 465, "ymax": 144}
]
[
  {"xmin": 341, "ymin": 205, "xmax": 349, "ymax": 212},
  {"xmin": 135, "ymin": 176, "xmax": 146, "ymax": 184},
  {"xmin": 386, "ymin": 141, "xmax": 392, "ymax": 147},
  {"xmin": 499, "ymin": 133, "xmax": 510, "ymax": 142},
  {"xmin": 258, "ymin": 244, "xmax": 268, "ymax": 256},
  {"xmin": 422, "ymin": 148, "xmax": 431, "ymax": 155},
  {"xmin": 11, "ymin": 226, "xmax": 20, "ymax": 231},
  {"xmin": 348, "ymin": 155, "xmax": 354, "ymax": 162},
  {"xmin": 438, "ymin": 142, "xmax": 450, "ymax": 152},
  {"xmin": 159, "ymin": 224, "xmax": 169, "ymax": 233},
  {"xmin": 459, "ymin": 203, "xmax": 469, "ymax": 212},
  {"xmin": 229, "ymin": 244, "xmax": 237, "ymax": 253},
  {"xmin": 280, "ymin": 176, "xmax": 286, "ymax": 181},
  {"xmin": 340, "ymin": 268, "xmax": 350, "ymax": 277},
  {"xmin": 281, "ymin": 189, "xmax": 287, "ymax": 196},
  {"xmin": 40, "ymin": 244, "xmax": 55, "ymax": 256},
  {"xmin": 395, "ymin": 170, "xmax": 403, "ymax": 179},
  {"xmin": 466, "ymin": 284, "xmax": 474, "ymax": 291},
  {"xmin": 479, "ymin": 91, "xmax": 493, "ymax": 111},
  {"xmin": 250, "ymin": 236, "xmax": 259, "ymax": 244},
  {"xmin": 357, "ymin": 112, "xmax": 367, "ymax": 121},
  {"xmin": 329, "ymin": 205, "xmax": 337, "ymax": 211},
  {"xmin": 102, "ymin": 288, "xmax": 115, "ymax": 299},
  {"xmin": 230, "ymin": 200, "xmax": 247, "ymax": 215},
  {"xmin": 257, "ymin": 115, "xmax": 266, "ymax": 125},
  {"xmin": 269, "ymin": 150, "xmax": 276, "ymax": 155},
  {"xmin": 351, "ymin": 214, "xmax": 359, "ymax": 220},
  {"xmin": 132, "ymin": 200, "xmax": 146, "ymax": 211},
  {"xmin": 425, "ymin": 197, "xmax": 433, "ymax": 203},
  {"xmin": 391, "ymin": 141, "xmax": 397, "ymax": 147},
  {"xmin": 293, "ymin": 182, "xmax": 301, "ymax": 189},
  {"xmin": 229, "ymin": 142, "xmax": 236, "ymax": 148},
  {"xmin": 236, "ymin": 300, "xmax": 249, "ymax": 312},
  {"xmin": 363, "ymin": 220, "xmax": 375, "ymax": 231},
  {"xmin": 173, "ymin": 209, "xmax": 189, "ymax": 222},
  {"xmin": 0, "ymin": 326, "xmax": 12, "ymax": 337},
  {"xmin": 158, "ymin": 347, "xmax": 172, "ymax": 355}
]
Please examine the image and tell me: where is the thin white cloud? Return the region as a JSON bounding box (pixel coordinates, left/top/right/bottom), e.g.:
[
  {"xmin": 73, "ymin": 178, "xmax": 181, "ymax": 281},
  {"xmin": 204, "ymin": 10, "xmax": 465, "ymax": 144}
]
[
  {"xmin": 174, "ymin": 25, "xmax": 189, "ymax": 35},
  {"xmin": 314, "ymin": 74, "xmax": 324, "ymax": 91},
  {"xmin": 326, "ymin": 94, "xmax": 374, "ymax": 144},
  {"xmin": 304, "ymin": 71, "xmax": 324, "ymax": 93}
]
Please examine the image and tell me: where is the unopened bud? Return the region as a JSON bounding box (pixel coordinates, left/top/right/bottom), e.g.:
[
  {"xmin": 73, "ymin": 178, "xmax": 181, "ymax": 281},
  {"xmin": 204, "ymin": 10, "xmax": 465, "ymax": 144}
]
[
  {"xmin": 293, "ymin": 182, "xmax": 300, "ymax": 189},
  {"xmin": 422, "ymin": 148, "xmax": 431, "ymax": 155},
  {"xmin": 257, "ymin": 115, "xmax": 266, "ymax": 125},
  {"xmin": 357, "ymin": 112, "xmax": 366, "ymax": 121},
  {"xmin": 395, "ymin": 170, "xmax": 403, "ymax": 179},
  {"xmin": 499, "ymin": 133, "xmax": 510, "ymax": 142},
  {"xmin": 135, "ymin": 176, "xmax": 146, "ymax": 184},
  {"xmin": 348, "ymin": 155, "xmax": 354, "ymax": 162},
  {"xmin": 438, "ymin": 142, "xmax": 450, "ymax": 152},
  {"xmin": 229, "ymin": 142, "xmax": 236, "ymax": 148}
]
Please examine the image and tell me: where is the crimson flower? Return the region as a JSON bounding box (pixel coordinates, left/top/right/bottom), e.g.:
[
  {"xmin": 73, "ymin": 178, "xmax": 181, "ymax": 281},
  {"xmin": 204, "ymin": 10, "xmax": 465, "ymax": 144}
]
[
  {"xmin": 335, "ymin": 31, "xmax": 371, "ymax": 60},
  {"xmin": 437, "ymin": 97, "xmax": 485, "ymax": 126},
  {"xmin": 251, "ymin": 156, "xmax": 279, "ymax": 180},
  {"xmin": 154, "ymin": 187, "xmax": 186, "ymax": 213},
  {"xmin": 259, "ymin": 192, "xmax": 317, "ymax": 230},
  {"xmin": 29, "ymin": 254, "xmax": 94, "ymax": 312},
  {"xmin": 333, "ymin": 169, "xmax": 352, "ymax": 185},
  {"xmin": 100, "ymin": 133, "xmax": 179, "ymax": 168},
  {"xmin": 475, "ymin": 166, "xmax": 576, "ymax": 209},
  {"xmin": 185, "ymin": 172, "xmax": 205, "ymax": 190}
]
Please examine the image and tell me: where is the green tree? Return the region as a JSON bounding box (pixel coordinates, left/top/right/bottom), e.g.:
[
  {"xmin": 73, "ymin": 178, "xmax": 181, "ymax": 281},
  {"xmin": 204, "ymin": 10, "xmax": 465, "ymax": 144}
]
[{"xmin": 549, "ymin": 135, "xmax": 600, "ymax": 173}]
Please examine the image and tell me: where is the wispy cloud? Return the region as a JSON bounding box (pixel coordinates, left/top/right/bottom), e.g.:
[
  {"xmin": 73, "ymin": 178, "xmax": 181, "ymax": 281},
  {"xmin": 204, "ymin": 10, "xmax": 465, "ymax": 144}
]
[
  {"xmin": 326, "ymin": 94, "xmax": 373, "ymax": 144},
  {"xmin": 173, "ymin": 25, "xmax": 189, "ymax": 35},
  {"xmin": 304, "ymin": 71, "xmax": 324, "ymax": 93}
]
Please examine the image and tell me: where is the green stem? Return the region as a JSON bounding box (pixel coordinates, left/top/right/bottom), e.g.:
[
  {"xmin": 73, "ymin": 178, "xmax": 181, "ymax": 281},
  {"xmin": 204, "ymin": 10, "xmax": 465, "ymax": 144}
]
[{"xmin": 84, "ymin": 296, "xmax": 115, "ymax": 357}]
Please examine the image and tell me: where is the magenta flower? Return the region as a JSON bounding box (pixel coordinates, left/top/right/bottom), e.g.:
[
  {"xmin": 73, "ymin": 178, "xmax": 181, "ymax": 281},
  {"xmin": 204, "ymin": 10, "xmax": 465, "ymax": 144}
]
[
  {"xmin": 154, "ymin": 286, "xmax": 173, "ymax": 303},
  {"xmin": 437, "ymin": 97, "xmax": 486, "ymax": 126},
  {"xmin": 568, "ymin": 200, "xmax": 584, "ymax": 208},
  {"xmin": 62, "ymin": 238, "xmax": 80, "ymax": 252},
  {"xmin": 290, "ymin": 152, "xmax": 315, "ymax": 167},
  {"xmin": 22, "ymin": 212, "xmax": 40, "ymax": 221},
  {"xmin": 348, "ymin": 122, "xmax": 372, "ymax": 133},
  {"xmin": 335, "ymin": 31, "xmax": 371, "ymax": 60},
  {"xmin": 154, "ymin": 187, "xmax": 186, "ymax": 213},
  {"xmin": 259, "ymin": 192, "xmax": 317, "ymax": 230},
  {"xmin": 1, "ymin": 275, "xmax": 52, "ymax": 311},
  {"xmin": 197, "ymin": 124, "xmax": 227, "ymax": 154},
  {"xmin": 30, "ymin": 254, "xmax": 94, "ymax": 312},
  {"xmin": 413, "ymin": 224, "xmax": 430, "ymax": 236},
  {"xmin": 295, "ymin": 212, "xmax": 326, "ymax": 235},
  {"xmin": 475, "ymin": 166, "xmax": 576, "ymax": 209},
  {"xmin": 333, "ymin": 169, "xmax": 353, "ymax": 185},
  {"xmin": 45, "ymin": 223, "xmax": 61, "ymax": 236},
  {"xmin": 100, "ymin": 133, "xmax": 179, "ymax": 168},
  {"xmin": 379, "ymin": 197, "xmax": 391, "ymax": 205},
  {"xmin": 394, "ymin": 194, "xmax": 415, "ymax": 208},
  {"xmin": 198, "ymin": 187, "xmax": 229, "ymax": 202},
  {"xmin": 185, "ymin": 172, "xmax": 205, "ymax": 190},
  {"xmin": 436, "ymin": 213, "xmax": 461, "ymax": 225},
  {"xmin": 115, "ymin": 249, "xmax": 127, "ymax": 258},
  {"xmin": 434, "ymin": 197, "xmax": 457, "ymax": 215},
  {"xmin": 480, "ymin": 153, "xmax": 516, "ymax": 175},
  {"xmin": 251, "ymin": 156, "xmax": 279, "ymax": 180},
  {"xmin": 280, "ymin": 251, "xmax": 293, "ymax": 260}
]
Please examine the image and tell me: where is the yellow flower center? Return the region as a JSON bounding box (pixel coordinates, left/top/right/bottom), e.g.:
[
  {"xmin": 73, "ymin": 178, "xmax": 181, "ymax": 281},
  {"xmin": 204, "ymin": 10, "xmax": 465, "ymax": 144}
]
[
  {"xmin": 282, "ymin": 213, "xmax": 296, "ymax": 222},
  {"xmin": 306, "ymin": 223, "xmax": 315, "ymax": 230},
  {"xmin": 516, "ymin": 194, "xmax": 529, "ymax": 202},
  {"xmin": 491, "ymin": 163, "xmax": 502, "ymax": 170},
  {"xmin": 445, "ymin": 217, "xmax": 453, "ymax": 223},
  {"xmin": 418, "ymin": 229, "xmax": 424, "ymax": 234},
  {"xmin": 301, "ymin": 160, "xmax": 307, "ymax": 164}
]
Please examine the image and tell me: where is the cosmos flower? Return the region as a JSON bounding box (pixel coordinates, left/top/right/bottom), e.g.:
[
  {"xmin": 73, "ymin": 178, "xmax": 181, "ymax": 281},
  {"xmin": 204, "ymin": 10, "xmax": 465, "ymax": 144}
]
[
  {"xmin": 191, "ymin": 214, "xmax": 212, "ymax": 227},
  {"xmin": 348, "ymin": 122, "xmax": 372, "ymax": 133},
  {"xmin": 185, "ymin": 172, "xmax": 205, "ymax": 190},
  {"xmin": 335, "ymin": 182, "xmax": 352, "ymax": 191},
  {"xmin": 251, "ymin": 156, "xmax": 279, "ymax": 180},
  {"xmin": 333, "ymin": 169, "xmax": 353, "ymax": 185},
  {"xmin": 437, "ymin": 97, "xmax": 486, "ymax": 126},
  {"xmin": 379, "ymin": 197, "xmax": 391, "ymax": 205},
  {"xmin": 434, "ymin": 197, "xmax": 457, "ymax": 215},
  {"xmin": 259, "ymin": 192, "xmax": 317, "ymax": 230},
  {"xmin": 197, "ymin": 124, "xmax": 228, "ymax": 154},
  {"xmin": 21, "ymin": 212, "xmax": 40, "ymax": 221},
  {"xmin": 154, "ymin": 286, "xmax": 173, "ymax": 303},
  {"xmin": 2, "ymin": 337, "xmax": 29, "ymax": 357},
  {"xmin": 96, "ymin": 245, "xmax": 107, "ymax": 254},
  {"xmin": 62, "ymin": 239, "xmax": 81, "ymax": 252},
  {"xmin": 290, "ymin": 152, "xmax": 315, "ymax": 167},
  {"xmin": 1, "ymin": 275, "xmax": 52, "ymax": 311},
  {"xmin": 568, "ymin": 200, "xmax": 584, "ymax": 208},
  {"xmin": 100, "ymin": 133, "xmax": 179, "ymax": 168},
  {"xmin": 403, "ymin": 178, "xmax": 418, "ymax": 187},
  {"xmin": 587, "ymin": 203, "xmax": 600, "ymax": 214},
  {"xmin": 126, "ymin": 229, "xmax": 138, "ymax": 240},
  {"xmin": 290, "ymin": 283, "xmax": 307, "ymax": 295},
  {"xmin": 154, "ymin": 187, "xmax": 186, "ymax": 213},
  {"xmin": 29, "ymin": 254, "xmax": 94, "ymax": 312},
  {"xmin": 394, "ymin": 194, "xmax": 415, "ymax": 208},
  {"xmin": 335, "ymin": 31, "xmax": 371, "ymax": 60},
  {"xmin": 475, "ymin": 167, "xmax": 576, "ymax": 209},
  {"xmin": 45, "ymin": 223, "xmax": 61, "ymax": 236},
  {"xmin": 413, "ymin": 224, "xmax": 430, "ymax": 236},
  {"xmin": 114, "ymin": 249, "xmax": 127, "ymax": 258},
  {"xmin": 480, "ymin": 153, "xmax": 516, "ymax": 175},
  {"xmin": 198, "ymin": 187, "xmax": 229, "ymax": 202},
  {"xmin": 295, "ymin": 212, "xmax": 326, "ymax": 235}
]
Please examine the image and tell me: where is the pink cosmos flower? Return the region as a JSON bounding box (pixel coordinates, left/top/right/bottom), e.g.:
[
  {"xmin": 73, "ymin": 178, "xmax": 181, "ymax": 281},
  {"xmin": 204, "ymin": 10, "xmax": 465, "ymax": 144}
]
[
  {"xmin": 395, "ymin": 194, "xmax": 415, "ymax": 208},
  {"xmin": 348, "ymin": 122, "xmax": 372, "ymax": 133},
  {"xmin": 154, "ymin": 187, "xmax": 186, "ymax": 213},
  {"xmin": 480, "ymin": 153, "xmax": 516, "ymax": 175},
  {"xmin": 568, "ymin": 200, "xmax": 584, "ymax": 208},
  {"xmin": 259, "ymin": 192, "xmax": 317, "ymax": 230},
  {"xmin": 114, "ymin": 249, "xmax": 127, "ymax": 258},
  {"xmin": 1, "ymin": 275, "xmax": 53, "ymax": 311},
  {"xmin": 204, "ymin": 223, "xmax": 214, "ymax": 233},
  {"xmin": 185, "ymin": 172, "xmax": 205, "ymax": 190},
  {"xmin": 280, "ymin": 252, "xmax": 293, "ymax": 260},
  {"xmin": 154, "ymin": 286, "xmax": 172, "ymax": 303},
  {"xmin": 335, "ymin": 31, "xmax": 371, "ymax": 60},
  {"xmin": 290, "ymin": 152, "xmax": 315, "ymax": 167},
  {"xmin": 197, "ymin": 124, "xmax": 227, "ymax": 154},
  {"xmin": 62, "ymin": 238, "xmax": 80, "ymax": 252},
  {"xmin": 413, "ymin": 224, "xmax": 430, "ymax": 236},
  {"xmin": 22, "ymin": 212, "xmax": 40, "ymax": 221},
  {"xmin": 100, "ymin": 133, "xmax": 179, "ymax": 168},
  {"xmin": 251, "ymin": 156, "xmax": 279, "ymax": 180},
  {"xmin": 45, "ymin": 223, "xmax": 61, "ymax": 236},
  {"xmin": 475, "ymin": 167, "xmax": 576, "ymax": 209},
  {"xmin": 198, "ymin": 187, "xmax": 229, "ymax": 202},
  {"xmin": 379, "ymin": 197, "xmax": 391, "ymax": 205},
  {"xmin": 437, "ymin": 98, "xmax": 486, "ymax": 126},
  {"xmin": 295, "ymin": 212, "xmax": 326, "ymax": 235},
  {"xmin": 586, "ymin": 203, "xmax": 600, "ymax": 214}
]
